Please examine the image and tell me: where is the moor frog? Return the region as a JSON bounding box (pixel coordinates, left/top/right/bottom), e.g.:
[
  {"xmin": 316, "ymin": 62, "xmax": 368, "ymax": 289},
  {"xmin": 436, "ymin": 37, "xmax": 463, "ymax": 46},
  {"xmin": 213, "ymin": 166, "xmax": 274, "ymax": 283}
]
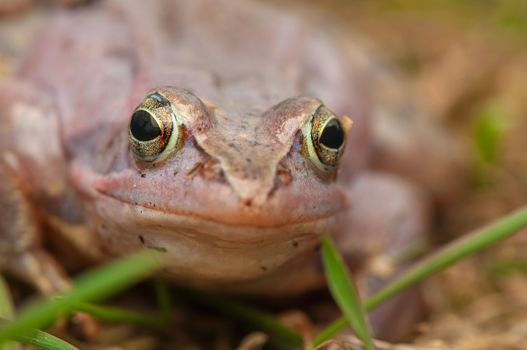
[{"xmin": 0, "ymin": 0, "xmax": 462, "ymax": 338}]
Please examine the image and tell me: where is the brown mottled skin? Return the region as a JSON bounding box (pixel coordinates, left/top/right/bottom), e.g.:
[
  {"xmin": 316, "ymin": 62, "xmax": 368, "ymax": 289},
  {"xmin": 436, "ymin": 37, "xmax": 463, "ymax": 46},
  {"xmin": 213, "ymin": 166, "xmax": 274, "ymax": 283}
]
[{"xmin": 0, "ymin": 0, "xmax": 461, "ymax": 338}]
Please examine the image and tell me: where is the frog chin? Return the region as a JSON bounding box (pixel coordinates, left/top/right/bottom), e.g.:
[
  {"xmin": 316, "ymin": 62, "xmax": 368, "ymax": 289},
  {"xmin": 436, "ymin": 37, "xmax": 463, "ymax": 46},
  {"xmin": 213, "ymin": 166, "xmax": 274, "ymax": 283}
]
[{"xmin": 89, "ymin": 193, "xmax": 337, "ymax": 286}]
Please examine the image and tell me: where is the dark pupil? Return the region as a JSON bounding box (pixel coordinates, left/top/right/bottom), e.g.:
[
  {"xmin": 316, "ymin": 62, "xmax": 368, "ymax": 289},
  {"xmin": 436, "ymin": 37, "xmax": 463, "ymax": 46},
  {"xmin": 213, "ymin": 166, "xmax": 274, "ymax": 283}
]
[
  {"xmin": 130, "ymin": 110, "xmax": 161, "ymax": 141},
  {"xmin": 319, "ymin": 118, "xmax": 344, "ymax": 149}
]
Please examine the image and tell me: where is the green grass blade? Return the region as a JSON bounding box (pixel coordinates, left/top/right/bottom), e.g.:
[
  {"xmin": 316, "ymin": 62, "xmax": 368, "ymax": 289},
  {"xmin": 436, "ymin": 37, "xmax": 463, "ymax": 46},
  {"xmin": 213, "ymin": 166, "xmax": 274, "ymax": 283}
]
[
  {"xmin": 320, "ymin": 235, "xmax": 374, "ymax": 350},
  {"xmin": 0, "ymin": 318, "xmax": 78, "ymax": 350},
  {"xmin": 14, "ymin": 329, "xmax": 78, "ymax": 350},
  {"xmin": 0, "ymin": 278, "xmax": 76, "ymax": 350},
  {"xmin": 74, "ymin": 302, "xmax": 164, "ymax": 330},
  {"xmin": 0, "ymin": 276, "xmax": 18, "ymax": 350},
  {"xmin": 154, "ymin": 280, "xmax": 172, "ymax": 324},
  {"xmin": 311, "ymin": 319, "xmax": 345, "ymax": 349},
  {"xmin": 0, "ymin": 277, "xmax": 15, "ymax": 322},
  {"xmin": 312, "ymin": 205, "xmax": 527, "ymax": 347},
  {"xmin": 0, "ymin": 250, "xmax": 166, "ymax": 344}
]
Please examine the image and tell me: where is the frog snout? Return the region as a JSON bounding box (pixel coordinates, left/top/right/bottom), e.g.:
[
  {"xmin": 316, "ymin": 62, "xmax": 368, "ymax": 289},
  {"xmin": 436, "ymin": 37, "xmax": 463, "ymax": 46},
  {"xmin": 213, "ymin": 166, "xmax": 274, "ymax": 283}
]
[
  {"xmin": 225, "ymin": 172, "xmax": 275, "ymax": 207},
  {"xmin": 236, "ymin": 164, "xmax": 293, "ymax": 207}
]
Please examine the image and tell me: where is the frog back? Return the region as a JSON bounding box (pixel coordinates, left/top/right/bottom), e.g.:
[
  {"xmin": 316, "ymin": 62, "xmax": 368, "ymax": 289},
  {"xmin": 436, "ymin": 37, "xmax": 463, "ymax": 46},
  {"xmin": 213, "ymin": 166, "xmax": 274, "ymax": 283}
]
[{"xmin": 20, "ymin": 0, "xmax": 372, "ymax": 174}]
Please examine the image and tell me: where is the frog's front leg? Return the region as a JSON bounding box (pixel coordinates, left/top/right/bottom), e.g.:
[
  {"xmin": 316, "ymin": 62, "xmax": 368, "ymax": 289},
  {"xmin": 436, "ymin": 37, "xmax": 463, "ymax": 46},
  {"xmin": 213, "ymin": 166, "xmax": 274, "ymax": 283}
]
[
  {"xmin": 0, "ymin": 163, "xmax": 72, "ymax": 295},
  {"xmin": 0, "ymin": 80, "xmax": 87, "ymax": 297},
  {"xmin": 0, "ymin": 161, "xmax": 99, "ymax": 339},
  {"xmin": 334, "ymin": 171, "xmax": 430, "ymax": 341}
]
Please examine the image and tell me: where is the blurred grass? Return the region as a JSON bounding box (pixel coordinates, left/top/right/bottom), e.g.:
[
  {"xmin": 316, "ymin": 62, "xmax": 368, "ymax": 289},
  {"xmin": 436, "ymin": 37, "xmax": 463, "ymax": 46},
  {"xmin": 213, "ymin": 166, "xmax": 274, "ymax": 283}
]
[
  {"xmin": 0, "ymin": 276, "xmax": 79, "ymax": 350},
  {"xmin": 13, "ymin": 329, "xmax": 78, "ymax": 350},
  {"xmin": 0, "ymin": 250, "xmax": 166, "ymax": 346},
  {"xmin": 312, "ymin": 204, "xmax": 527, "ymax": 347},
  {"xmin": 474, "ymin": 102, "xmax": 507, "ymax": 166},
  {"xmin": 0, "ymin": 251, "xmax": 302, "ymax": 350},
  {"xmin": 0, "ymin": 276, "xmax": 18, "ymax": 350},
  {"xmin": 472, "ymin": 101, "xmax": 508, "ymax": 186},
  {"xmin": 74, "ymin": 302, "xmax": 165, "ymax": 330},
  {"xmin": 320, "ymin": 235, "xmax": 374, "ymax": 350},
  {"xmin": 154, "ymin": 280, "xmax": 173, "ymax": 325}
]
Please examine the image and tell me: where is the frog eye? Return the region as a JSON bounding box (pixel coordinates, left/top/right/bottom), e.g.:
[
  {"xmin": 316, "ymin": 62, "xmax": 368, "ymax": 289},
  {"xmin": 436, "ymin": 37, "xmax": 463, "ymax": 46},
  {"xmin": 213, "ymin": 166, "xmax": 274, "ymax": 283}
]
[
  {"xmin": 302, "ymin": 105, "xmax": 349, "ymax": 171},
  {"xmin": 128, "ymin": 93, "xmax": 182, "ymax": 162}
]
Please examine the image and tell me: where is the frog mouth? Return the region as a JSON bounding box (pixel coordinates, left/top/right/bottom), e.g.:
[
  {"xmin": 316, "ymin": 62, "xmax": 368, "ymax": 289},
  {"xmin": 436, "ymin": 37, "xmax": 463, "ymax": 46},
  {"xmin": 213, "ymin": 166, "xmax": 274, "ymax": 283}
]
[
  {"xmin": 96, "ymin": 188, "xmax": 339, "ymax": 233},
  {"xmin": 92, "ymin": 174, "xmax": 347, "ymax": 230}
]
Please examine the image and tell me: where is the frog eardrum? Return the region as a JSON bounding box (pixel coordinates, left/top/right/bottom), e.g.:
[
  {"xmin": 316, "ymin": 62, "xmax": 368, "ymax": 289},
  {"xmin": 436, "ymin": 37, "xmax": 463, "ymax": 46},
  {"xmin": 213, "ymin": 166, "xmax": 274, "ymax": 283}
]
[
  {"xmin": 128, "ymin": 92, "xmax": 183, "ymax": 162},
  {"xmin": 302, "ymin": 105, "xmax": 351, "ymax": 171}
]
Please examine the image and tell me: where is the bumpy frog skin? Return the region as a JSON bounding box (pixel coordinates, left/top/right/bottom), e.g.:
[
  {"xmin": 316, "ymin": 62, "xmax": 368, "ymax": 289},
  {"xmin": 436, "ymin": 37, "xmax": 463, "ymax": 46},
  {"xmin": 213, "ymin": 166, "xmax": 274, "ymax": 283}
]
[{"xmin": 0, "ymin": 0, "xmax": 443, "ymax": 337}]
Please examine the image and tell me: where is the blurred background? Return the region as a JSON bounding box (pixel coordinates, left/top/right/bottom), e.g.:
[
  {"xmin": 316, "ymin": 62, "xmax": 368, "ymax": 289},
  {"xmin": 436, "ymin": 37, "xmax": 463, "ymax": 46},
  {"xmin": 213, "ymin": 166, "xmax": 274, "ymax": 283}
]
[{"xmin": 1, "ymin": 1, "xmax": 527, "ymax": 349}]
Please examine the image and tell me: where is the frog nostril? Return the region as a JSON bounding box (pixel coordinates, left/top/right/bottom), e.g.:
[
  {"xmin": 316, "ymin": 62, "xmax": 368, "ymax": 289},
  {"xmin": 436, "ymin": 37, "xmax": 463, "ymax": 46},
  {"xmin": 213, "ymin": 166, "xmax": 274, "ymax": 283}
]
[
  {"xmin": 186, "ymin": 159, "xmax": 224, "ymax": 181},
  {"xmin": 243, "ymin": 198, "xmax": 253, "ymax": 207},
  {"xmin": 277, "ymin": 166, "xmax": 292, "ymax": 186}
]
